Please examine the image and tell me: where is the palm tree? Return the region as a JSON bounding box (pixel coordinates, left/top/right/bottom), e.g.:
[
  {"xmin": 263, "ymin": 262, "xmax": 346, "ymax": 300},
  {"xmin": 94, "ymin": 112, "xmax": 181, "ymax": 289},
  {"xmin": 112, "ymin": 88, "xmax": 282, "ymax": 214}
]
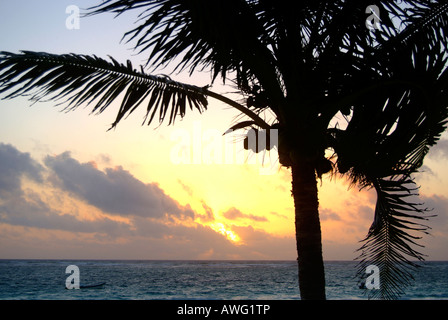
[{"xmin": 1, "ymin": 0, "xmax": 448, "ymax": 300}]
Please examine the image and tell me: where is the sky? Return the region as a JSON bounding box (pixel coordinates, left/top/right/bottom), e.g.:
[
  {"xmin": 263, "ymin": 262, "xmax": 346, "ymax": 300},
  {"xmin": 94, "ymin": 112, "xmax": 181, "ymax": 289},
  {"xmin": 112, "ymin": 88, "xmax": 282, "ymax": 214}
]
[{"xmin": 0, "ymin": 0, "xmax": 447, "ymax": 261}]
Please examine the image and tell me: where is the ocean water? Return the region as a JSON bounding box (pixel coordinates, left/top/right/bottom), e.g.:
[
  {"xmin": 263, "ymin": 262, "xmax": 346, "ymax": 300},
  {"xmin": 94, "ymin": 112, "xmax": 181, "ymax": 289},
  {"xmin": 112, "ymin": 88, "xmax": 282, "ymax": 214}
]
[{"xmin": 0, "ymin": 260, "xmax": 447, "ymax": 300}]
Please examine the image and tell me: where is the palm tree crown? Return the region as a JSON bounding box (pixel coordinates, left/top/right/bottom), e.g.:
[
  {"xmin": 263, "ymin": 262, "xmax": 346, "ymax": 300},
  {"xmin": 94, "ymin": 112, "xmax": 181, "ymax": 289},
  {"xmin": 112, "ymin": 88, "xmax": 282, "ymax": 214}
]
[{"xmin": 1, "ymin": 0, "xmax": 448, "ymax": 299}]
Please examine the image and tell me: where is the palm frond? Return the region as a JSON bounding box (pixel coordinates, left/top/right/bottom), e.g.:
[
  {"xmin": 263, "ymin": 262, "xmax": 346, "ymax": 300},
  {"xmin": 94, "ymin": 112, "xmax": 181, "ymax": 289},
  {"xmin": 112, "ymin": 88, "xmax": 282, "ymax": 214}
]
[
  {"xmin": 377, "ymin": 1, "xmax": 448, "ymax": 52},
  {"xmin": 88, "ymin": 0, "xmax": 284, "ymax": 103},
  {"xmin": 0, "ymin": 51, "xmax": 208, "ymax": 129},
  {"xmin": 328, "ymin": 1, "xmax": 448, "ymax": 300},
  {"xmin": 356, "ymin": 177, "xmax": 432, "ymax": 300},
  {"xmin": 333, "ymin": 0, "xmax": 448, "ymax": 180}
]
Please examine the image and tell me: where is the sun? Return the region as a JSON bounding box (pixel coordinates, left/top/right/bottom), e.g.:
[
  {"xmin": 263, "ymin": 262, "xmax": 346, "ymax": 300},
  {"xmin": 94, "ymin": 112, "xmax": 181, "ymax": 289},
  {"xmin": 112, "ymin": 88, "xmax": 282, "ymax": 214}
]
[{"xmin": 210, "ymin": 222, "xmax": 241, "ymax": 244}]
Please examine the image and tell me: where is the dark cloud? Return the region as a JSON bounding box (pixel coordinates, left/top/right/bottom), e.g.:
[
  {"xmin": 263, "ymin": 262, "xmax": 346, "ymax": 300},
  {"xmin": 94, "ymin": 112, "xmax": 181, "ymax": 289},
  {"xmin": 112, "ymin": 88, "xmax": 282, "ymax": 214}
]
[
  {"xmin": 0, "ymin": 189, "xmax": 131, "ymax": 237},
  {"xmin": 0, "ymin": 143, "xmax": 43, "ymax": 196},
  {"xmin": 0, "ymin": 144, "xmax": 299, "ymax": 260},
  {"xmin": 319, "ymin": 208, "xmax": 342, "ymax": 221},
  {"xmin": 44, "ymin": 152, "xmax": 194, "ymax": 220},
  {"xmin": 0, "ymin": 146, "xmax": 196, "ymax": 239},
  {"xmin": 222, "ymin": 207, "xmax": 268, "ymax": 222}
]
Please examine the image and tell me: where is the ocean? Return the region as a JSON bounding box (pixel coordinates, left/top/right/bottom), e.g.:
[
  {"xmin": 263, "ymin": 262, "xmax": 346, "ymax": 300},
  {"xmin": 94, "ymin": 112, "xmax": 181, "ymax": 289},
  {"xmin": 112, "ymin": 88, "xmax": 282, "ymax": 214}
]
[{"xmin": 0, "ymin": 260, "xmax": 447, "ymax": 300}]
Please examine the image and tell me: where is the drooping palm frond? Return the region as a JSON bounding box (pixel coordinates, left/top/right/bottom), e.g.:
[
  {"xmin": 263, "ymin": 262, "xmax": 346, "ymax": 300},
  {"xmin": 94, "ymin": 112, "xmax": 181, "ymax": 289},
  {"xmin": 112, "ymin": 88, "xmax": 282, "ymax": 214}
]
[
  {"xmin": 0, "ymin": 51, "xmax": 270, "ymax": 130},
  {"xmin": 0, "ymin": 51, "xmax": 209, "ymax": 129},
  {"xmin": 330, "ymin": 1, "xmax": 448, "ymax": 299},
  {"xmin": 356, "ymin": 177, "xmax": 432, "ymax": 300}
]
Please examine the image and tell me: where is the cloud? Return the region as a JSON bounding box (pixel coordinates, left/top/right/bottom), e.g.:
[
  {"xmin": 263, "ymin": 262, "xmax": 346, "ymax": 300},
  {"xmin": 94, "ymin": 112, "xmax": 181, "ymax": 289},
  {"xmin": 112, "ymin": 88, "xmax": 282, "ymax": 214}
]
[
  {"xmin": 0, "ymin": 145, "xmax": 133, "ymax": 238},
  {"xmin": 229, "ymin": 225, "xmax": 295, "ymax": 259},
  {"xmin": 319, "ymin": 208, "xmax": 342, "ymax": 221},
  {"xmin": 411, "ymin": 193, "xmax": 448, "ymax": 260},
  {"xmin": 427, "ymin": 139, "xmax": 448, "ymax": 159},
  {"xmin": 44, "ymin": 152, "xmax": 194, "ymax": 220},
  {"xmin": 269, "ymin": 211, "xmax": 289, "ymax": 220},
  {"xmin": 222, "ymin": 207, "xmax": 268, "ymax": 222},
  {"xmin": 0, "ymin": 144, "xmax": 294, "ymax": 259},
  {"xmin": 0, "ymin": 143, "xmax": 43, "ymax": 196},
  {"xmin": 199, "ymin": 200, "xmax": 215, "ymax": 222},
  {"xmin": 0, "ymin": 189, "xmax": 131, "ymax": 237},
  {"xmin": 8, "ymin": 142, "xmax": 442, "ymax": 260},
  {"xmin": 0, "ymin": 146, "xmax": 202, "ymax": 243},
  {"xmin": 178, "ymin": 179, "xmax": 194, "ymax": 197},
  {"xmin": 421, "ymin": 194, "xmax": 448, "ymax": 228}
]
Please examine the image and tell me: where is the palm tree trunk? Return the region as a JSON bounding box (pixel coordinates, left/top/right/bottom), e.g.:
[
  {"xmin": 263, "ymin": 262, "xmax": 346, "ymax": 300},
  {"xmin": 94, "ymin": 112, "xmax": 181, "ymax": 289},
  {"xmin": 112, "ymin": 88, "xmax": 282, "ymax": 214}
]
[{"xmin": 291, "ymin": 157, "xmax": 326, "ymax": 300}]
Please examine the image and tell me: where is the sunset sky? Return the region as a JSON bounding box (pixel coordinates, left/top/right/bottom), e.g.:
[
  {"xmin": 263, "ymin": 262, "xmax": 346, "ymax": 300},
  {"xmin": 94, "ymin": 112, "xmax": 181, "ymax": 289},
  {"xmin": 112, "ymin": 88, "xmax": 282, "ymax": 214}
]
[{"xmin": 1, "ymin": 0, "xmax": 447, "ymax": 261}]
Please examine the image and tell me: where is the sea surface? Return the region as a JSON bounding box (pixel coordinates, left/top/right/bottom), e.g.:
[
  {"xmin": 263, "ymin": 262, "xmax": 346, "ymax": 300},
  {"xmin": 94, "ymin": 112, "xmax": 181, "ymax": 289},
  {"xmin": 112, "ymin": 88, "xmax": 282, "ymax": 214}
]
[{"xmin": 0, "ymin": 260, "xmax": 447, "ymax": 300}]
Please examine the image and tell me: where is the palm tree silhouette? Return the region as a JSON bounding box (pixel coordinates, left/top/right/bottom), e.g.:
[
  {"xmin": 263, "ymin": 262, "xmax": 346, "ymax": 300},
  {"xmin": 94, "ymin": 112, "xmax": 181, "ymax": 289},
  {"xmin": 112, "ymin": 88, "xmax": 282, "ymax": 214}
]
[{"xmin": 1, "ymin": 1, "xmax": 448, "ymax": 300}]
